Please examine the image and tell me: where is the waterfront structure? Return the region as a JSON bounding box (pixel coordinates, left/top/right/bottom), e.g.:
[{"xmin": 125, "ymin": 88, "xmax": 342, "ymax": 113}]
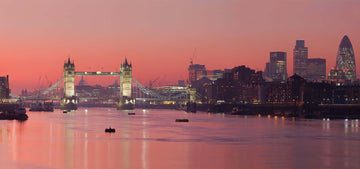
[
  {"xmin": 270, "ymin": 52, "xmax": 287, "ymax": 82},
  {"xmin": 60, "ymin": 58, "xmax": 134, "ymax": 110},
  {"xmin": 293, "ymin": 40, "xmax": 308, "ymax": 78},
  {"xmin": 261, "ymin": 74, "xmax": 360, "ymax": 105},
  {"xmin": 0, "ymin": 75, "xmax": 10, "ymax": 100},
  {"xmin": 205, "ymin": 65, "xmax": 263, "ymax": 104},
  {"xmin": 328, "ymin": 35, "xmax": 356, "ymax": 84},
  {"xmin": 306, "ymin": 58, "xmax": 326, "ymax": 82},
  {"xmin": 262, "ymin": 74, "xmax": 306, "ymax": 104}
]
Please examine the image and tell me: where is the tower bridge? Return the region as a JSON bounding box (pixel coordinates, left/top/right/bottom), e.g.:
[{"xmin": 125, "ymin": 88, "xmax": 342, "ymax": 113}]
[
  {"xmin": 11, "ymin": 58, "xmax": 201, "ymax": 110},
  {"xmin": 62, "ymin": 58, "xmax": 133, "ymax": 110}
]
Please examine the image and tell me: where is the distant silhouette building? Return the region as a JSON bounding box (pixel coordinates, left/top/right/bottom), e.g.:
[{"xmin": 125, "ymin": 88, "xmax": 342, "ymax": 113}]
[
  {"xmin": 206, "ymin": 70, "xmax": 224, "ymax": 81},
  {"xmin": 0, "ymin": 75, "xmax": 10, "ymax": 99},
  {"xmin": 188, "ymin": 64, "xmax": 224, "ymax": 85},
  {"xmin": 293, "ymin": 40, "xmax": 308, "ymax": 78},
  {"xmin": 78, "ymin": 76, "xmax": 87, "ymax": 86},
  {"xmin": 263, "ymin": 62, "xmax": 270, "ymax": 79},
  {"xmin": 306, "ymin": 58, "xmax": 326, "ymax": 82},
  {"xmin": 178, "ymin": 80, "xmax": 185, "ymax": 87},
  {"xmin": 188, "ymin": 64, "xmax": 206, "ymax": 84},
  {"xmin": 328, "ymin": 35, "xmax": 356, "ymax": 84},
  {"xmin": 21, "ymin": 89, "xmax": 28, "ymax": 96},
  {"xmin": 270, "ymin": 52, "xmax": 287, "ymax": 82}
]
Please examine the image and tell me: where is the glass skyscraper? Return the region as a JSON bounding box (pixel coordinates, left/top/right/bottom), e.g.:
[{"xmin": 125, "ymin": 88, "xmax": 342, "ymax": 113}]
[{"xmin": 329, "ymin": 35, "xmax": 356, "ymax": 83}]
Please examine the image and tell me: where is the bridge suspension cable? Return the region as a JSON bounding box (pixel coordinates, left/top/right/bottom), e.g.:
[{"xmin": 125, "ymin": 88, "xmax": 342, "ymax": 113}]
[
  {"xmin": 132, "ymin": 78, "xmax": 189, "ymax": 100},
  {"xmin": 10, "ymin": 77, "xmax": 64, "ymax": 99}
]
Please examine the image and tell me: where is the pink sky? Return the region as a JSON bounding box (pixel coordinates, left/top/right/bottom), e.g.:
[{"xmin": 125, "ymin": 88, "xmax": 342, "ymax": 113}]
[{"xmin": 0, "ymin": 0, "xmax": 360, "ymax": 94}]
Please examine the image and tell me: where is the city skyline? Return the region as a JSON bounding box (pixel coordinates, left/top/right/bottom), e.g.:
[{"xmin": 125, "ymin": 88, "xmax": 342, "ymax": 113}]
[{"xmin": 1, "ymin": 0, "xmax": 360, "ymax": 94}]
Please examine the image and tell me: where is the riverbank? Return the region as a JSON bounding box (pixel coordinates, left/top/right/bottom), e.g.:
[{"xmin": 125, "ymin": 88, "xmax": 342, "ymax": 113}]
[{"xmin": 208, "ymin": 103, "xmax": 360, "ymax": 119}]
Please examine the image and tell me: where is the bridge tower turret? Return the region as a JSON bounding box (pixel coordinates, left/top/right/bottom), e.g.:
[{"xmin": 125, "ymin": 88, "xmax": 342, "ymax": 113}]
[
  {"xmin": 117, "ymin": 58, "xmax": 135, "ymax": 110},
  {"xmin": 61, "ymin": 58, "xmax": 78, "ymax": 110}
]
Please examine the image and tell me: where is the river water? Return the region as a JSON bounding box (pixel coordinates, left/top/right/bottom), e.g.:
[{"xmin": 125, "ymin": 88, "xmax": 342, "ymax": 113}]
[{"xmin": 0, "ymin": 108, "xmax": 359, "ymax": 169}]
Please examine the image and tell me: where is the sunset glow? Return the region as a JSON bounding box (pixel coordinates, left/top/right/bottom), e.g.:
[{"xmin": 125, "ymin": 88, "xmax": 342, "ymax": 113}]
[{"xmin": 1, "ymin": 0, "xmax": 359, "ymax": 94}]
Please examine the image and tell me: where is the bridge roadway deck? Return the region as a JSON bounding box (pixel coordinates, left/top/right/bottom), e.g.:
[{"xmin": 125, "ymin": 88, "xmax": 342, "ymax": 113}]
[{"xmin": 75, "ymin": 72, "xmax": 121, "ymax": 76}]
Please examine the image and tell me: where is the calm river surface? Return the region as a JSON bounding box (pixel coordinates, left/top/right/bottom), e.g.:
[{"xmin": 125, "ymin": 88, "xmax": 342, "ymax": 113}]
[{"xmin": 0, "ymin": 108, "xmax": 359, "ymax": 169}]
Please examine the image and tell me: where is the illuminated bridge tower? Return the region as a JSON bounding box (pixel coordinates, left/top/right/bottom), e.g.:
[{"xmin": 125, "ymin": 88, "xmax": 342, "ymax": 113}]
[
  {"xmin": 117, "ymin": 58, "xmax": 135, "ymax": 110},
  {"xmin": 61, "ymin": 58, "xmax": 78, "ymax": 110}
]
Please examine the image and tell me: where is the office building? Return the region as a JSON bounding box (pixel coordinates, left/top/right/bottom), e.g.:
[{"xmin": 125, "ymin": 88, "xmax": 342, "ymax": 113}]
[
  {"xmin": 293, "ymin": 40, "xmax": 308, "ymax": 78},
  {"xmin": 270, "ymin": 52, "xmax": 287, "ymax": 82}
]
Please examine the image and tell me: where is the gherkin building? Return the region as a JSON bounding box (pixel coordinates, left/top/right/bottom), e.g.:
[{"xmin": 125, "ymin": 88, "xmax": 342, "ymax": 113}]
[{"xmin": 336, "ymin": 35, "xmax": 356, "ymax": 82}]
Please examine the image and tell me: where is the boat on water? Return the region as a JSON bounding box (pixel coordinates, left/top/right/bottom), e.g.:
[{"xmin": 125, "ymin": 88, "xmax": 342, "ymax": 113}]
[
  {"xmin": 29, "ymin": 102, "xmax": 54, "ymax": 112},
  {"xmin": 105, "ymin": 127, "xmax": 116, "ymax": 133},
  {"xmin": 176, "ymin": 119, "xmax": 189, "ymax": 122}
]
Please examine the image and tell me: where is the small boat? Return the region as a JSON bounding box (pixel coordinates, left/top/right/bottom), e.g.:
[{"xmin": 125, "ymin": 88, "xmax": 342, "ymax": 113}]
[
  {"xmin": 105, "ymin": 127, "xmax": 116, "ymax": 133},
  {"xmin": 63, "ymin": 111, "xmax": 67, "ymax": 114},
  {"xmin": 128, "ymin": 113, "xmax": 135, "ymax": 115},
  {"xmin": 175, "ymin": 119, "xmax": 189, "ymax": 122}
]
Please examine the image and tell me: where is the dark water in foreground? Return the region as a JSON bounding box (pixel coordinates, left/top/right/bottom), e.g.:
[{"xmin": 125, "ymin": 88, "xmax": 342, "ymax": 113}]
[{"xmin": 0, "ymin": 108, "xmax": 359, "ymax": 169}]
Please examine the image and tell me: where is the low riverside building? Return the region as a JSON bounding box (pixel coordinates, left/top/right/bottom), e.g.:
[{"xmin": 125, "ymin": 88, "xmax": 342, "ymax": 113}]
[
  {"xmin": 260, "ymin": 74, "xmax": 360, "ymax": 105},
  {"xmin": 203, "ymin": 66, "xmax": 360, "ymax": 106},
  {"xmin": 205, "ymin": 65, "xmax": 264, "ymax": 104},
  {"xmin": 261, "ymin": 74, "xmax": 306, "ymax": 104}
]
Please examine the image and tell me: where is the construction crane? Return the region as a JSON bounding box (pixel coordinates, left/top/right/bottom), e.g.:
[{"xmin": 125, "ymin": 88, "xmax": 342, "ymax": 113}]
[{"xmin": 190, "ymin": 48, "xmax": 197, "ymax": 65}]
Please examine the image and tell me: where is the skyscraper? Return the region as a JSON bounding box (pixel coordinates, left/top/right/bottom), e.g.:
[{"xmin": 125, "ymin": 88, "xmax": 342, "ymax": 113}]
[
  {"xmin": 337, "ymin": 35, "xmax": 356, "ymax": 82},
  {"xmin": 270, "ymin": 52, "xmax": 287, "ymax": 82},
  {"xmin": 328, "ymin": 35, "xmax": 356, "ymax": 83},
  {"xmin": 293, "ymin": 40, "xmax": 308, "ymax": 78}
]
